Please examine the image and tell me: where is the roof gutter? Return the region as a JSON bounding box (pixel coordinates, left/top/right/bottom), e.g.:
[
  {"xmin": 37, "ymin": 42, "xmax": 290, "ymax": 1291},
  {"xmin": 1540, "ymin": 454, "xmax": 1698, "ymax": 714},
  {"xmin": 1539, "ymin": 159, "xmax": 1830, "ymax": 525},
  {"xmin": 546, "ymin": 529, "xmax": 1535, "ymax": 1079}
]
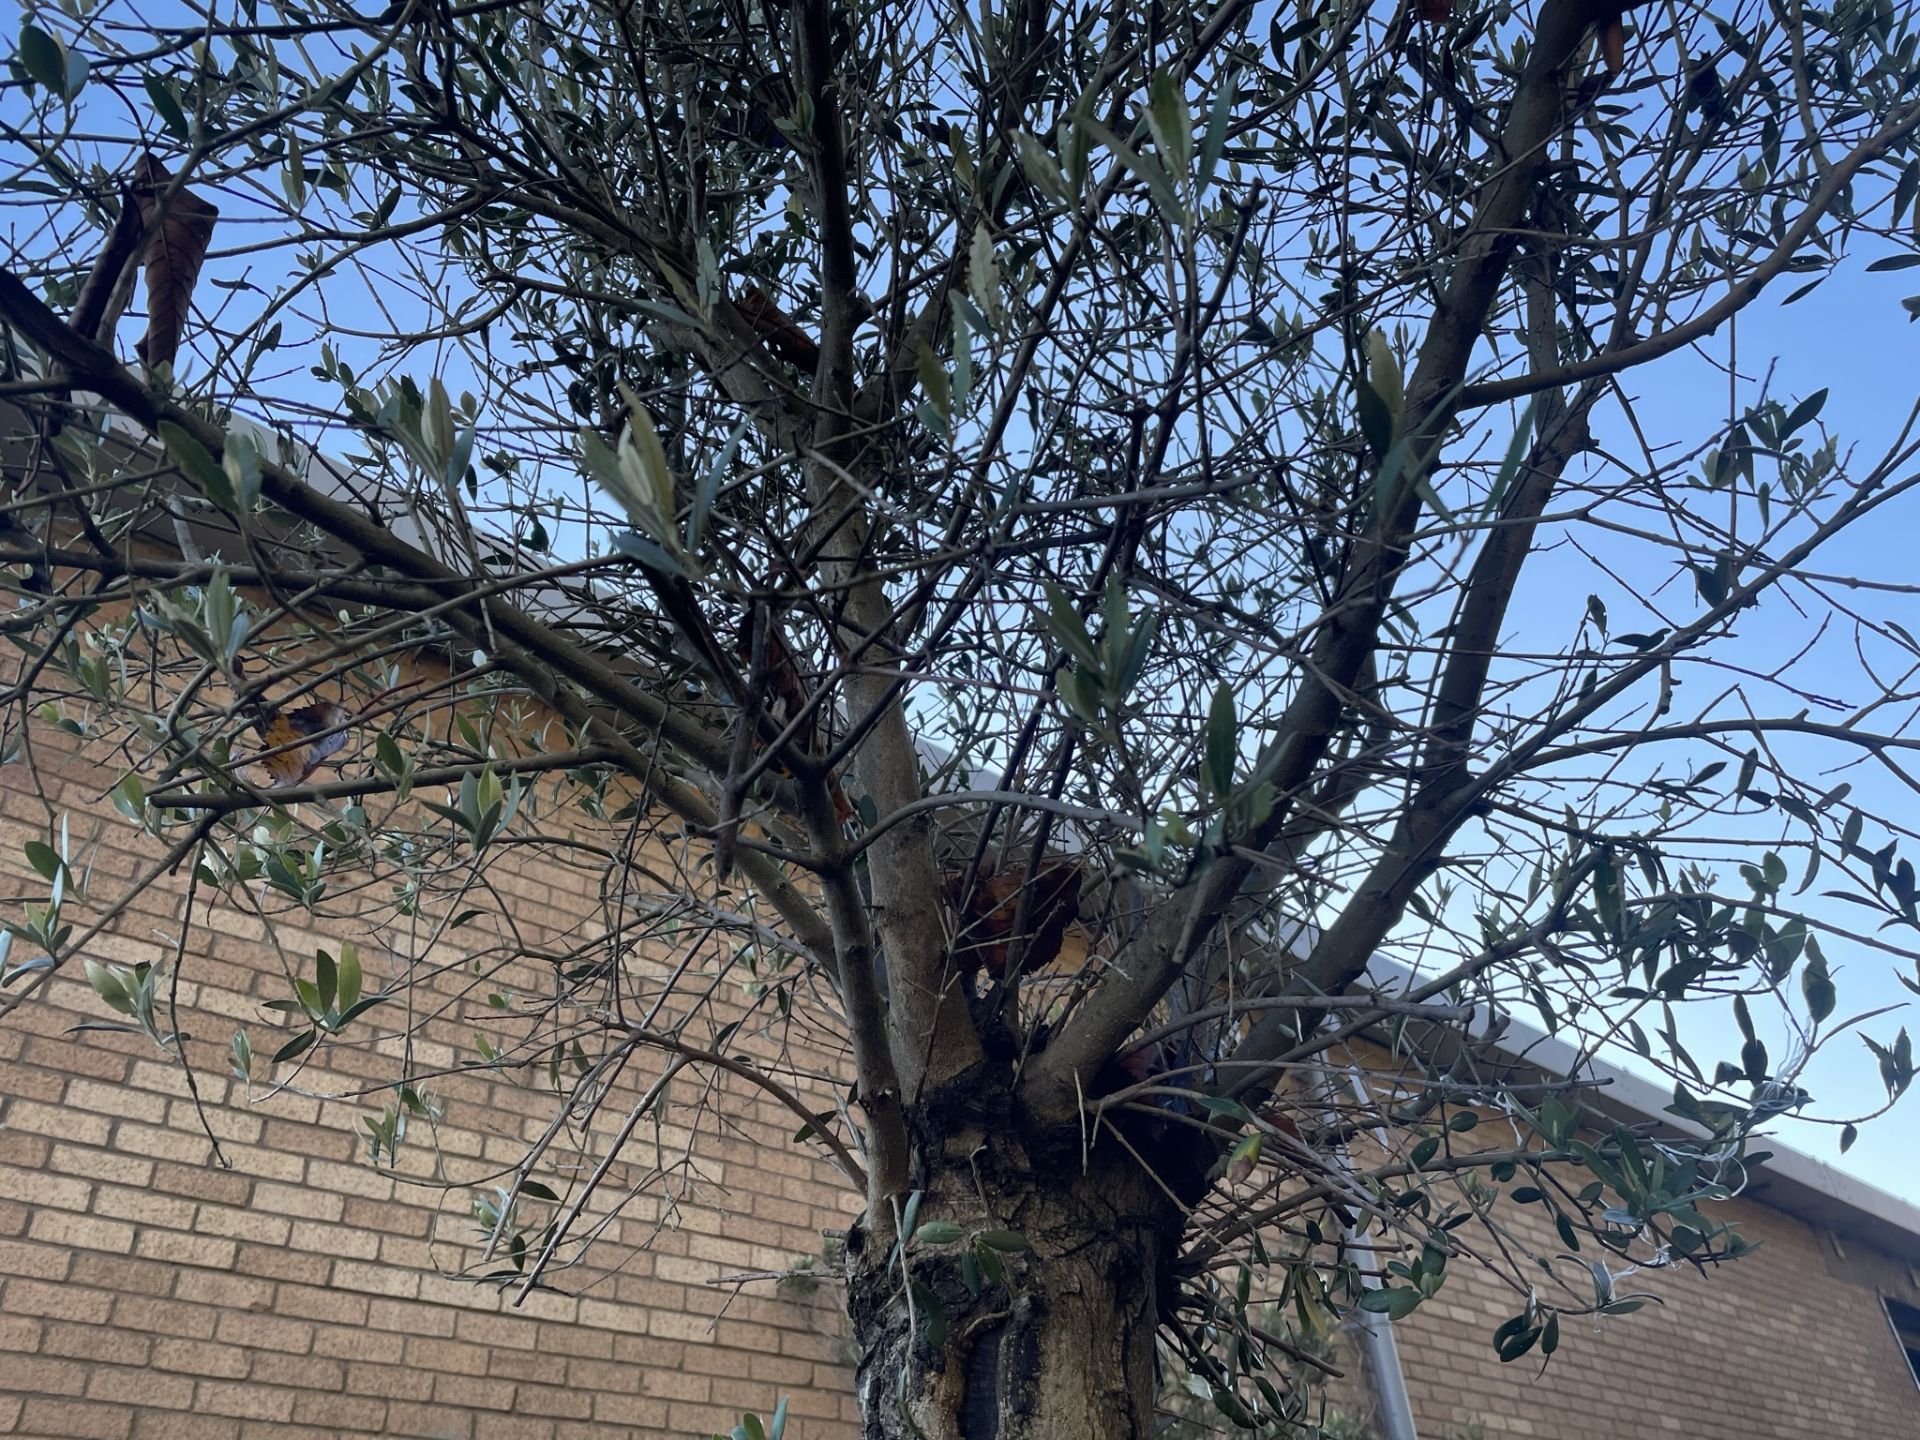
[{"xmin": 1363, "ymin": 956, "xmax": 1920, "ymax": 1262}]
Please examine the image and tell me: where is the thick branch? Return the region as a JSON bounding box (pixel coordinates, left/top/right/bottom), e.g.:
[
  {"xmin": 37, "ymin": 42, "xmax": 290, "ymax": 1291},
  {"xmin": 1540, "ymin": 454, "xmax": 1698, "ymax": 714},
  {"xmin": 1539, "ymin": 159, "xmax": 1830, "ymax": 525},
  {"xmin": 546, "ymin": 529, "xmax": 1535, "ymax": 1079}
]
[
  {"xmin": 1225, "ymin": 423, "xmax": 1920, "ymax": 1095},
  {"xmin": 1456, "ymin": 100, "xmax": 1920, "ymax": 409},
  {"xmin": 1022, "ymin": 0, "xmax": 1630, "ymax": 1119},
  {"xmin": 791, "ymin": 0, "xmax": 985, "ymax": 1103},
  {"xmin": 145, "ymin": 745, "xmax": 626, "ymax": 811},
  {"xmin": 1223, "ymin": 385, "xmax": 1720, "ymax": 1085}
]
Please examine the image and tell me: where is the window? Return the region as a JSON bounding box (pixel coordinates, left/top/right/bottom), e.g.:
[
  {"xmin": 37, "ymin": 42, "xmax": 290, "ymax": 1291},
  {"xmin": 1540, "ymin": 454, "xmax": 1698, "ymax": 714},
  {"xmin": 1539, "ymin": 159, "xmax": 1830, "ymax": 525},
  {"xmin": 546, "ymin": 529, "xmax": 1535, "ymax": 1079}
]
[{"xmin": 1886, "ymin": 1296, "xmax": 1920, "ymax": 1391}]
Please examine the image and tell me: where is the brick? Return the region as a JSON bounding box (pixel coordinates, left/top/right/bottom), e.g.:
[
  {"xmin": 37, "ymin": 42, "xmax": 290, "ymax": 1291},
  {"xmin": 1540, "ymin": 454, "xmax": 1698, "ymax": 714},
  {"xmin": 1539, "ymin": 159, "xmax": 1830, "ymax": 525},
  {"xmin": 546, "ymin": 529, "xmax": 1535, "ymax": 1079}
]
[
  {"xmin": 213, "ymin": 1311, "xmax": 314, "ymax": 1354},
  {"xmin": 0, "ymin": 1127, "xmax": 49, "ymax": 1169},
  {"xmin": 132, "ymin": 1417, "xmax": 241, "ymax": 1440},
  {"xmin": 5, "ymin": 1098, "xmax": 114, "ymax": 1145},
  {"xmin": 231, "ymin": 1243, "xmax": 329, "ymax": 1286},
  {"xmin": 107, "ymin": 1122, "xmax": 192, "ymax": 1162},
  {"xmin": 369, "ymin": 1298, "xmax": 457, "ymax": 1337},
  {"xmin": 533, "ymin": 1322, "xmax": 613, "ymax": 1359},
  {"xmin": 270, "ymin": 1284, "xmax": 369, "ymax": 1326},
  {"xmin": 641, "ymin": 1368, "xmax": 711, "ymax": 1402},
  {"xmin": 405, "ymin": 1336, "xmax": 489, "ymax": 1375},
  {"xmin": 345, "ymin": 1362, "xmax": 435, "ymax": 1401},
  {"xmin": 166, "ymin": 1100, "xmax": 258, "ymax": 1146},
  {"xmin": 151, "ymin": 1338, "xmax": 251, "ymax": 1379},
  {"xmin": 589, "ymin": 1394, "xmax": 671, "ymax": 1428},
  {"xmin": 27, "ymin": 1210, "xmax": 137, "ymax": 1252},
  {"xmin": 291, "ymin": 1393, "xmax": 388, "ymax": 1432},
  {"xmin": 110, "ymin": 1297, "xmax": 216, "ymax": 1340},
  {"xmin": 126, "ymin": 1060, "xmax": 205, "ymax": 1101},
  {"xmin": 251, "ymin": 1180, "xmax": 342, "ymax": 1220},
  {"xmin": 64, "ymin": 1079, "xmax": 168, "ymax": 1125},
  {"xmin": 4, "ymin": 1277, "xmax": 113, "ymax": 1323},
  {"xmin": 421, "ymin": 1274, "xmax": 526, "ymax": 1312},
  {"xmin": 563, "ymin": 1358, "xmax": 640, "ymax": 1393},
  {"xmin": 343, "ymin": 1196, "xmax": 431, "ymax": 1237},
  {"xmin": 511, "ymin": 1385, "xmax": 590, "ymax": 1420},
  {"xmin": 261, "ymin": 1117, "xmax": 355, "ymax": 1163},
  {"xmin": 244, "ymin": 1351, "xmax": 345, "ymax": 1391},
  {"xmin": 375, "ymin": 1235, "xmax": 435, "ymax": 1269},
  {"xmin": 92, "ymin": 1185, "xmax": 196, "ymax": 1232},
  {"xmin": 193, "ymin": 1203, "xmax": 292, "ymax": 1245},
  {"xmin": 216, "ymin": 1148, "xmax": 306, "ymax": 1187},
  {"xmin": 456, "ymin": 1313, "xmax": 539, "ymax": 1351},
  {"xmin": 172, "ymin": 1269, "xmax": 274, "ymax": 1311},
  {"xmin": 330, "ymin": 1259, "xmax": 420, "ymax": 1297},
  {"xmin": 306, "ymin": 1160, "xmax": 396, "ymax": 1201},
  {"xmin": 313, "ymin": 1329, "xmax": 394, "ymax": 1368},
  {"xmin": 132, "ymin": 1229, "xmax": 237, "ymax": 1269},
  {"xmin": 471, "ymin": 1418, "xmax": 555, "ymax": 1440},
  {"xmin": 17, "ymin": 1399, "xmax": 134, "ymax": 1440},
  {"xmin": 67, "ymin": 1254, "xmax": 175, "ymax": 1298},
  {"xmin": 383, "ymin": 1400, "xmax": 473, "ymax": 1439},
  {"xmin": 0, "ymin": 1162, "xmax": 92, "ymax": 1212},
  {"xmin": 0, "ymin": 1058, "xmax": 65, "ymax": 1103},
  {"xmin": 40, "ymin": 1322, "xmax": 153, "ymax": 1365},
  {"xmin": 430, "ymin": 1374, "xmax": 516, "ymax": 1411},
  {"xmin": 291, "ymin": 1217, "xmax": 378, "ymax": 1259},
  {"xmin": 0, "ymin": 1236, "xmax": 72, "ymax": 1280},
  {"xmin": 85, "ymin": 1368, "xmax": 196, "ymax": 1411},
  {"xmin": 192, "ymin": 1381, "xmax": 296, "ymax": 1422},
  {"xmin": 485, "ymin": 1351, "xmax": 551, "ymax": 1384},
  {"xmin": 148, "ymin": 1160, "xmax": 251, "ymax": 1207},
  {"xmin": 2, "ymin": 1354, "xmax": 88, "ymax": 1395}
]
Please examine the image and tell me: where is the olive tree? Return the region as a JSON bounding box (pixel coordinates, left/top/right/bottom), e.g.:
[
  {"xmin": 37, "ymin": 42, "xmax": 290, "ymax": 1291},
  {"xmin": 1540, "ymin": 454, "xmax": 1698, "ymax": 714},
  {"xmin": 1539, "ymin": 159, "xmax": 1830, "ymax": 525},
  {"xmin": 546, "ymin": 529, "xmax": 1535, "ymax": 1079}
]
[{"xmin": 2, "ymin": 0, "xmax": 1919, "ymax": 1433}]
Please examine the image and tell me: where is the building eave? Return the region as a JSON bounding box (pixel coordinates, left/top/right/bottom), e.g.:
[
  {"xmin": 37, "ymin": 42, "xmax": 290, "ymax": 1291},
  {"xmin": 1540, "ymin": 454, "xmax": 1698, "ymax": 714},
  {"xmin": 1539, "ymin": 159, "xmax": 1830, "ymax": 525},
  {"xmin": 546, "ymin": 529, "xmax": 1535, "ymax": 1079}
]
[{"xmin": 1367, "ymin": 955, "xmax": 1920, "ymax": 1264}]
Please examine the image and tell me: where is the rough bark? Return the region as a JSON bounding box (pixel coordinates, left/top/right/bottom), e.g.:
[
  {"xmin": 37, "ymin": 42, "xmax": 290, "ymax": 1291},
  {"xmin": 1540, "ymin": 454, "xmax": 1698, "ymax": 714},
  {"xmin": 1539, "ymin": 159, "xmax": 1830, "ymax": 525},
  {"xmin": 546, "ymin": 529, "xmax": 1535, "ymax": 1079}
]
[{"xmin": 844, "ymin": 1097, "xmax": 1193, "ymax": 1440}]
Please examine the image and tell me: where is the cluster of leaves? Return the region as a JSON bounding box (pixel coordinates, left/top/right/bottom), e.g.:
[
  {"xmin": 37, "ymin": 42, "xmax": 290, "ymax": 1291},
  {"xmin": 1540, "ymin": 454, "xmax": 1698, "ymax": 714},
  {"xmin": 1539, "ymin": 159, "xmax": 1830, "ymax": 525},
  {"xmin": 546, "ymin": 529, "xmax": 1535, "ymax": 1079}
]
[
  {"xmin": 709, "ymin": 1399, "xmax": 790, "ymax": 1440},
  {"xmin": 257, "ymin": 945, "xmax": 387, "ymax": 1066}
]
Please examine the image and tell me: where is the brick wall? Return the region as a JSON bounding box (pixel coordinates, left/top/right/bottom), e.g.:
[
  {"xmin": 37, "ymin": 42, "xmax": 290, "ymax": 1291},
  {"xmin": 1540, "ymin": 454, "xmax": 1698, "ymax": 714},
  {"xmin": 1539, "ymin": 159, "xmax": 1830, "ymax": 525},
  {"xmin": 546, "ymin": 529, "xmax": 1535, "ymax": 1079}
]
[
  {"xmin": 0, "ymin": 717, "xmax": 865, "ymax": 1440},
  {"xmin": 1387, "ymin": 1188, "xmax": 1920, "ymax": 1439},
  {"xmin": 1320, "ymin": 1037, "xmax": 1920, "ymax": 1440}
]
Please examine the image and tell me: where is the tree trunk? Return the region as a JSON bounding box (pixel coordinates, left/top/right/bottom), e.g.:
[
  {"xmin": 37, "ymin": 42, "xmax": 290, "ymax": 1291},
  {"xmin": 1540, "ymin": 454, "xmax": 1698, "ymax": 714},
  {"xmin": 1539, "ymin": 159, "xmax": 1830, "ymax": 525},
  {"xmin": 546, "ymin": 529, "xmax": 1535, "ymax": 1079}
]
[{"xmin": 844, "ymin": 1125, "xmax": 1186, "ymax": 1440}]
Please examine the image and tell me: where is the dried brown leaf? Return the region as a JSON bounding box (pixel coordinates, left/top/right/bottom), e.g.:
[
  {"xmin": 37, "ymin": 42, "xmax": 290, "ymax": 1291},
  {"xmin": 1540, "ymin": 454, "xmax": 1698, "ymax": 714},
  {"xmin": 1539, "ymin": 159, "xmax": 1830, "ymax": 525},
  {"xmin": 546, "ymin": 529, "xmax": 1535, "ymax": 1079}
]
[
  {"xmin": 1599, "ymin": 15, "xmax": 1627, "ymax": 76},
  {"xmin": 735, "ymin": 284, "xmax": 821, "ymax": 371},
  {"xmin": 943, "ymin": 862, "xmax": 1084, "ymax": 983},
  {"xmin": 131, "ymin": 153, "xmax": 218, "ymax": 370}
]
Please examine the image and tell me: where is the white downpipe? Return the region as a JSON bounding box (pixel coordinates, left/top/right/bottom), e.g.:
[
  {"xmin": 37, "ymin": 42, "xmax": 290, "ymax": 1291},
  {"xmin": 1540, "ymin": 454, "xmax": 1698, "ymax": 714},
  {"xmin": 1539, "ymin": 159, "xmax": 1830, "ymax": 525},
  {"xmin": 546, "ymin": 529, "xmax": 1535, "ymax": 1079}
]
[{"xmin": 1323, "ymin": 1064, "xmax": 1421, "ymax": 1440}]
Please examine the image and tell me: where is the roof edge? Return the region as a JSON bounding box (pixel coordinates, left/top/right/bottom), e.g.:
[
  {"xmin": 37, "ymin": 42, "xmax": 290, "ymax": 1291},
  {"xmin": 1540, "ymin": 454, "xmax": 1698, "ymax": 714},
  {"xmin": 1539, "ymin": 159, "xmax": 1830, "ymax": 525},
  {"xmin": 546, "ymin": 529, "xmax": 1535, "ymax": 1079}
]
[{"xmin": 1364, "ymin": 956, "xmax": 1920, "ymax": 1264}]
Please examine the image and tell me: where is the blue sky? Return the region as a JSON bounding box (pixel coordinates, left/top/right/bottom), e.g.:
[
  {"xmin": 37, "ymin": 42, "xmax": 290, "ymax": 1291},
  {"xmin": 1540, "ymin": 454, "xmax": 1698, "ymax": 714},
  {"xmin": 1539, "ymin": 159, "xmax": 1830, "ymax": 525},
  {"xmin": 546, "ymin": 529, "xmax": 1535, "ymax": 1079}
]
[{"xmin": 1497, "ymin": 254, "xmax": 1920, "ymax": 1204}]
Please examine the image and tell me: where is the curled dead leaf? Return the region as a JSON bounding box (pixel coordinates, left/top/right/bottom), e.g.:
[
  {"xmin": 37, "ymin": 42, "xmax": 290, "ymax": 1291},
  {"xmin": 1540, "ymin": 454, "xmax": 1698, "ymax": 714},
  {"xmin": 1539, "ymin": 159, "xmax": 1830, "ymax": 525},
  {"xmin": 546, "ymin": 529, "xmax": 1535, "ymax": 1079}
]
[
  {"xmin": 130, "ymin": 153, "xmax": 218, "ymax": 370},
  {"xmin": 1598, "ymin": 13, "xmax": 1627, "ymax": 76},
  {"xmin": 69, "ymin": 188, "xmax": 146, "ymax": 343},
  {"xmin": 734, "ymin": 284, "xmax": 821, "ymax": 371},
  {"xmin": 255, "ymin": 702, "xmax": 353, "ymax": 788},
  {"xmin": 944, "ymin": 862, "xmax": 1084, "ymax": 984}
]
